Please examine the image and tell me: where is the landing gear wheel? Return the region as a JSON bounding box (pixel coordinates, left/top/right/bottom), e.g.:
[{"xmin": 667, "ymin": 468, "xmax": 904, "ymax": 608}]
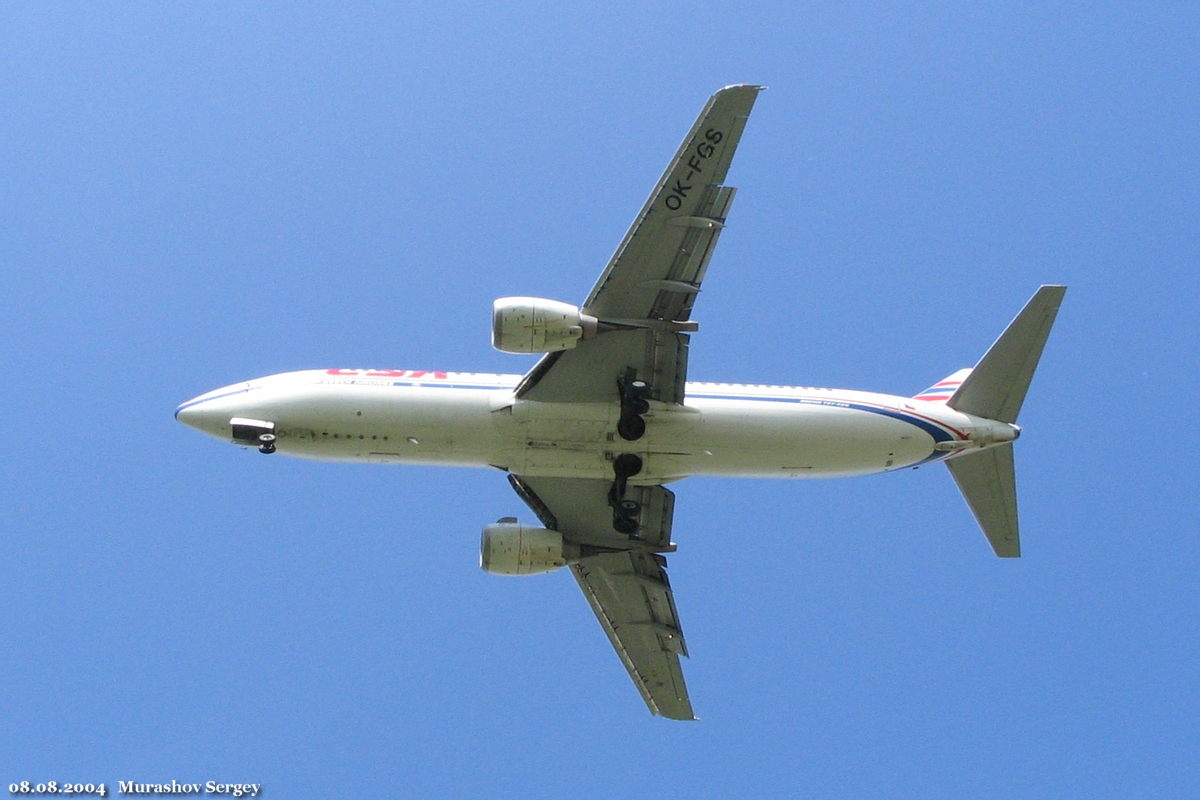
[
  {"xmin": 616, "ymin": 374, "xmax": 652, "ymax": 441},
  {"xmin": 613, "ymin": 517, "xmax": 639, "ymax": 535},
  {"xmin": 258, "ymin": 433, "xmax": 277, "ymax": 454},
  {"xmin": 612, "ymin": 453, "xmax": 643, "ymax": 478},
  {"xmin": 617, "ymin": 415, "xmax": 646, "ymax": 442},
  {"xmin": 627, "ymin": 378, "xmax": 651, "ymax": 414},
  {"xmin": 259, "ymin": 443, "xmax": 276, "ymax": 454},
  {"xmin": 609, "ymin": 453, "xmax": 643, "ymax": 534}
]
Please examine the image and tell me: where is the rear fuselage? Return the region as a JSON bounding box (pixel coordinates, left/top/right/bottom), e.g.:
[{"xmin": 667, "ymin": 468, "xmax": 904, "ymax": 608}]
[{"xmin": 176, "ymin": 369, "xmax": 1019, "ymax": 482}]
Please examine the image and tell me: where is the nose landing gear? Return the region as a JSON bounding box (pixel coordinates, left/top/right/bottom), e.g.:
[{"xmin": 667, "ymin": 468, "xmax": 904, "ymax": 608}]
[
  {"xmin": 231, "ymin": 417, "xmax": 277, "ymax": 454},
  {"xmin": 609, "ymin": 453, "xmax": 643, "ymax": 536}
]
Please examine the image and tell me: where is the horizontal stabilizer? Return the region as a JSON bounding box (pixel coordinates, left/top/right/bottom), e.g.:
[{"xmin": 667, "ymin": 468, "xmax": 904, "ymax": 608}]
[
  {"xmin": 948, "ymin": 286, "xmax": 1066, "ymax": 423},
  {"xmin": 946, "ymin": 444, "xmax": 1019, "ymax": 557}
]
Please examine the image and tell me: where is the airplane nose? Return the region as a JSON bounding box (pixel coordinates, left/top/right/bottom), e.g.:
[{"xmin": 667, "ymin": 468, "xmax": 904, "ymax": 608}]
[
  {"xmin": 175, "ymin": 400, "xmax": 228, "ymax": 438},
  {"xmin": 175, "ymin": 383, "xmax": 252, "ymax": 439}
]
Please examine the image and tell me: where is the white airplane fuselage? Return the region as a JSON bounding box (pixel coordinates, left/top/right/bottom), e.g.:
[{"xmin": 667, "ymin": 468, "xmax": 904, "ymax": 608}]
[{"xmin": 176, "ymin": 368, "xmax": 1020, "ymax": 481}]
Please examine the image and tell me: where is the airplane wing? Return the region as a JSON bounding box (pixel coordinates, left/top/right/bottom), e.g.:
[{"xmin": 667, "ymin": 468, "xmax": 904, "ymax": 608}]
[
  {"xmin": 509, "ymin": 475, "xmax": 693, "ymax": 719},
  {"xmin": 503, "ymin": 86, "xmax": 764, "ymax": 718},
  {"xmin": 572, "ymin": 552, "xmax": 692, "ymax": 720},
  {"xmin": 517, "ymin": 84, "xmax": 763, "ymax": 404}
]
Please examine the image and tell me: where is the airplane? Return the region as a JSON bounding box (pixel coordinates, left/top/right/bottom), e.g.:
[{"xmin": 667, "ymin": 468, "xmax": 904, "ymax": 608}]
[{"xmin": 176, "ymin": 85, "xmax": 1065, "ymax": 720}]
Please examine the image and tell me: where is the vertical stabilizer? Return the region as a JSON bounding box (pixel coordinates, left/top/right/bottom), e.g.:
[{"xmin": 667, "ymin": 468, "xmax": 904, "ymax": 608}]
[
  {"xmin": 914, "ymin": 367, "xmax": 972, "ymax": 403},
  {"xmin": 946, "ymin": 444, "xmax": 1019, "ymax": 557},
  {"xmin": 947, "ymin": 286, "xmax": 1066, "ymax": 423}
]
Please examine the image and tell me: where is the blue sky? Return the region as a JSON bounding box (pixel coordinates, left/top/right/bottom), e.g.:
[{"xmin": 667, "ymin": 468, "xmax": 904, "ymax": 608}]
[{"xmin": 2, "ymin": 3, "xmax": 1197, "ymax": 797}]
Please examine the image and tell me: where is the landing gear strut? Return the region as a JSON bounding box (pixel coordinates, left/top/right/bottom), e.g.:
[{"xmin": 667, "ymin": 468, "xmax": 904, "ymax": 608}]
[
  {"xmin": 617, "ymin": 370, "xmax": 651, "ymax": 441},
  {"xmin": 609, "ymin": 453, "xmax": 643, "ymax": 536}
]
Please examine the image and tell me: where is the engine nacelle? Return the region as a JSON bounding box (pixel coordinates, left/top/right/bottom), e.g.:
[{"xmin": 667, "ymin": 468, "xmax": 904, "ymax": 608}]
[
  {"xmin": 480, "ymin": 520, "xmax": 568, "ymax": 576},
  {"xmin": 492, "ymin": 297, "xmax": 598, "ymax": 354}
]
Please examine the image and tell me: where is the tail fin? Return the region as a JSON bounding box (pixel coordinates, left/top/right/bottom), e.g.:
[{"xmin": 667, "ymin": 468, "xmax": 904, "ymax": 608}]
[
  {"xmin": 946, "ymin": 285, "xmax": 1066, "ymax": 423},
  {"xmin": 914, "ymin": 368, "xmax": 972, "ymax": 403},
  {"xmin": 947, "ymin": 444, "xmax": 1019, "ymax": 557},
  {"xmin": 945, "ymin": 286, "xmax": 1066, "ymax": 557}
]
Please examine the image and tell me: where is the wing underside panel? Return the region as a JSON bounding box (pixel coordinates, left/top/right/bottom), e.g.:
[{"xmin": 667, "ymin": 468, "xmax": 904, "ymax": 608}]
[
  {"xmin": 517, "ymin": 85, "xmax": 760, "ymax": 405},
  {"xmin": 572, "ymin": 551, "xmax": 694, "ymax": 720},
  {"xmin": 508, "ymin": 474, "xmax": 690, "ymax": 717},
  {"xmin": 517, "ymin": 328, "xmax": 690, "ymax": 405},
  {"xmin": 510, "ymin": 475, "xmax": 675, "ymax": 557}
]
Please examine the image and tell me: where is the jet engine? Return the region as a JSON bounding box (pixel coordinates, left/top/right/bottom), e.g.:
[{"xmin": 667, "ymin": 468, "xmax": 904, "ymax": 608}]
[
  {"xmin": 492, "ymin": 297, "xmax": 598, "ymax": 354},
  {"xmin": 480, "ymin": 519, "xmax": 570, "ymax": 576}
]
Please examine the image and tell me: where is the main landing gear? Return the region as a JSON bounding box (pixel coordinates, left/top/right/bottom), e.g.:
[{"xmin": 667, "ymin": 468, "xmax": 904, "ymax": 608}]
[
  {"xmin": 611, "ymin": 369, "xmax": 652, "ymax": 535},
  {"xmin": 617, "ymin": 371, "xmax": 651, "ymax": 442},
  {"xmin": 258, "ymin": 433, "xmax": 277, "ymax": 454},
  {"xmin": 609, "ymin": 453, "xmax": 643, "ymax": 536}
]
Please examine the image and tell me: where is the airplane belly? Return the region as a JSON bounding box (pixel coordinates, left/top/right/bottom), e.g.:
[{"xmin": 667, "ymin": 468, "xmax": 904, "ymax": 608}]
[
  {"xmin": 195, "ymin": 380, "xmax": 946, "ymax": 479},
  {"xmin": 682, "ymin": 398, "xmax": 936, "ymax": 478},
  {"xmin": 205, "ymin": 384, "xmax": 942, "ymax": 480},
  {"xmin": 483, "ymin": 395, "xmax": 940, "ymax": 482},
  {"xmin": 243, "ymin": 384, "xmax": 502, "ymax": 466},
  {"xmin": 490, "ymin": 399, "xmax": 620, "ymax": 478}
]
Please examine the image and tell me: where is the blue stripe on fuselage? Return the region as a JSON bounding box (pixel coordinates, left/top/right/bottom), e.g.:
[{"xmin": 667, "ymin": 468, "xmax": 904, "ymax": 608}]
[{"xmin": 174, "ymin": 387, "xmax": 251, "ymax": 417}]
